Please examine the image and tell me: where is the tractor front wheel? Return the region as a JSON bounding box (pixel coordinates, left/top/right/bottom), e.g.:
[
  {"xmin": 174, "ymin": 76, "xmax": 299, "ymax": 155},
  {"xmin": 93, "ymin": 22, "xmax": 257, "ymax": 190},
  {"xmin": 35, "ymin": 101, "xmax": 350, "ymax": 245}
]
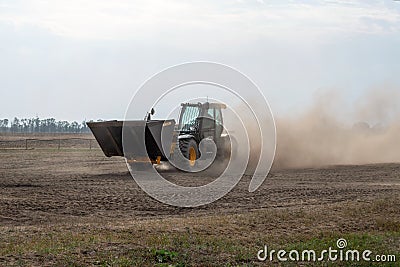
[{"xmin": 179, "ymin": 138, "xmax": 199, "ymax": 168}]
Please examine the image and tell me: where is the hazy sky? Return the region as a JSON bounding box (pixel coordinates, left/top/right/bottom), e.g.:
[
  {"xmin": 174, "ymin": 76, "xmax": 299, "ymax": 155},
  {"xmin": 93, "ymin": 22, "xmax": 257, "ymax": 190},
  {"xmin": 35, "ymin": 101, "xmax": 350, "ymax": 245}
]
[{"xmin": 1, "ymin": 0, "xmax": 399, "ymax": 121}]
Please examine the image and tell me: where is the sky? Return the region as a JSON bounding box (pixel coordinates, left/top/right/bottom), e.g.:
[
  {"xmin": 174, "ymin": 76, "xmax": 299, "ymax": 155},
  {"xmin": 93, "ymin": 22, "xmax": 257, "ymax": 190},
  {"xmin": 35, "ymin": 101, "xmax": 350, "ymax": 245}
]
[{"xmin": 1, "ymin": 0, "xmax": 400, "ymax": 122}]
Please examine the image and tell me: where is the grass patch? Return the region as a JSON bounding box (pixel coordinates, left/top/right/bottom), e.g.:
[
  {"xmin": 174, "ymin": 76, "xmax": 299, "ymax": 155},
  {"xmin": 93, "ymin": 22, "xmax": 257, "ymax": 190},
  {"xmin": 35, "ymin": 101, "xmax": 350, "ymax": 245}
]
[{"xmin": 0, "ymin": 197, "xmax": 399, "ymax": 266}]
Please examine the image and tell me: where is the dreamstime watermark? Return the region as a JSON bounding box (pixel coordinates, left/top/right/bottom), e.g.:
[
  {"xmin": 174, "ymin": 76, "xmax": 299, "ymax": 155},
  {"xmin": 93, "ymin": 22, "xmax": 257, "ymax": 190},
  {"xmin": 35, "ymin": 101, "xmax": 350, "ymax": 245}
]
[
  {"xmin": 257, "ymin": 238, "xmax": 397, "ymax": 263},
  {"xmin": 123, "ymin": 62, "xmax": 276, "ymax": 207}
]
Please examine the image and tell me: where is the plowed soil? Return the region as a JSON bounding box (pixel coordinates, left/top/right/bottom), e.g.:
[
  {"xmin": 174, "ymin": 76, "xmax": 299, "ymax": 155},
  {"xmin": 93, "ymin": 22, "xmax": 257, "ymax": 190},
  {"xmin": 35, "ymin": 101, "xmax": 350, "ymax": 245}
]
[{"xmin": 1, "ymin": 148, "xmax": 399, "ymax": 226}]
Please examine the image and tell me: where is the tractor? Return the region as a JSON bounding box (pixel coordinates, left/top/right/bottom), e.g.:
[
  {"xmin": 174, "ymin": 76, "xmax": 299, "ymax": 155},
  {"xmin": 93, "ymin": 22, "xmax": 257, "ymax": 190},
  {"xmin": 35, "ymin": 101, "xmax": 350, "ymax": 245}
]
[{"xmin": 87, "ymin": 102, "xmax": 232, "ymax": 170}]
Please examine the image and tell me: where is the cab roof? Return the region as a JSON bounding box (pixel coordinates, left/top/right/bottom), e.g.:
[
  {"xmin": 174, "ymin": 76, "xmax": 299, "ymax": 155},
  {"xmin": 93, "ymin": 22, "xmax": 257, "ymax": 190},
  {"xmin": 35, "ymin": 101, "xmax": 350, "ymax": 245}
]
[{"xmin": 181, "ymin": 102, "xmax": 227, "ymax": 109}]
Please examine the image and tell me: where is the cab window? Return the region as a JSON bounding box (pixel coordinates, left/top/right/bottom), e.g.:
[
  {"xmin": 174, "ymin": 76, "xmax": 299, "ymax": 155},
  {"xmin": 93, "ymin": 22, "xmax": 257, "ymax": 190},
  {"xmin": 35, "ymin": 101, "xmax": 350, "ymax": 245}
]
[
  {"xmin": 215, "ymin": 108, "xmax": 222, "ymax": 124},
  {"xmin": 207, "ymin": 108, "xmax": 214, "ymax": 118}
]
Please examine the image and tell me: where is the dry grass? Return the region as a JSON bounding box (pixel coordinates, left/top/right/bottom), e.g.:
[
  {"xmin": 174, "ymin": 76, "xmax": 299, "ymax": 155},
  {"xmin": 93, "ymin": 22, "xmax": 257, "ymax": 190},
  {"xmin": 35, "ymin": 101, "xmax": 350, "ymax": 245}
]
[{"xmin": 0, "ymin": 197, "xmax": 399, "ymax": 266}]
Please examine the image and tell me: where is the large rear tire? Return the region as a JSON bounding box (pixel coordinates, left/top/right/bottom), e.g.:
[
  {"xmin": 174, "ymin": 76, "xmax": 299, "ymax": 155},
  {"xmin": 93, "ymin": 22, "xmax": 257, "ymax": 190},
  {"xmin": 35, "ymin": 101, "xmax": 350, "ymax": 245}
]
[{"xmin": 179, "ymin": 138, "xmax": 199, "ymax": 168}]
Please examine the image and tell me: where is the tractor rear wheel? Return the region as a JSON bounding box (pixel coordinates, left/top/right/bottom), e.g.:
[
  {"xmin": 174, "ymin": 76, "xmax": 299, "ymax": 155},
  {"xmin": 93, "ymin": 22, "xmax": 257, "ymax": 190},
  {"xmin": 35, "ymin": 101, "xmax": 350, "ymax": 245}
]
[{"xmin": 179, "ymin": 138, "xmax": 199, "ymax": 167}]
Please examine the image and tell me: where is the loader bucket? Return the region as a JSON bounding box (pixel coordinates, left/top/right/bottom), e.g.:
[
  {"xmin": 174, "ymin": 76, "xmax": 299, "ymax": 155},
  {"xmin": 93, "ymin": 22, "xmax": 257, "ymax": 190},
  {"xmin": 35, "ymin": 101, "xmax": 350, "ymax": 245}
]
[{"xmin": 87, "ymin": 120, "xmax": 175, "ymax": 160}]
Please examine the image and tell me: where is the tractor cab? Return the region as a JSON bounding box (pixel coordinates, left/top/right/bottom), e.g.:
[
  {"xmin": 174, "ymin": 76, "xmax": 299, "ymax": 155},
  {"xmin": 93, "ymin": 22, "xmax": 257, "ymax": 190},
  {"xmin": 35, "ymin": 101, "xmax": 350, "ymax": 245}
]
[
  {"xmin": 176, "ymin": 102, "xmax": 227, "ymax": 166},
  {"xmin": 178, "ymin": 102, "xmax": 226, "ymax": 143}
]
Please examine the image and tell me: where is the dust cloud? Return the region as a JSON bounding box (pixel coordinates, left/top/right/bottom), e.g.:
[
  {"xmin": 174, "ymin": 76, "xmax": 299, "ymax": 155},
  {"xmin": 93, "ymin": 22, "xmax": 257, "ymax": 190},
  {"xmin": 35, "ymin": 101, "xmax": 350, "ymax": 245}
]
[
  {"xmin": 162, "ymin": 87, "xmax": 400, "ymax": 172},
  {"xmin": 273, "ymin": 87, "xmax": 400, "ymax": 169}
]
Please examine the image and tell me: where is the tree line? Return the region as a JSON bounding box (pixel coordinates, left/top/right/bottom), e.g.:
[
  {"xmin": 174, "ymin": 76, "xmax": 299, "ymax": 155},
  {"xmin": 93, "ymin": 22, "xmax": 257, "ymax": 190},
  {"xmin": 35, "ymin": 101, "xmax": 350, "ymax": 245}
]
[{"xmin": 0, "ymin": 117, "xmax": 100, "ymax": 133}]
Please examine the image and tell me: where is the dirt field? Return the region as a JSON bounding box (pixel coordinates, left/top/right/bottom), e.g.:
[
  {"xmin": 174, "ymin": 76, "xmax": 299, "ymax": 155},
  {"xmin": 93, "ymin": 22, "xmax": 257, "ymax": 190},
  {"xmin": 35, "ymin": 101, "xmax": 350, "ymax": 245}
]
[{"xmin": 0, "ymin": 136, "xmax": 399, "ymax": 266}]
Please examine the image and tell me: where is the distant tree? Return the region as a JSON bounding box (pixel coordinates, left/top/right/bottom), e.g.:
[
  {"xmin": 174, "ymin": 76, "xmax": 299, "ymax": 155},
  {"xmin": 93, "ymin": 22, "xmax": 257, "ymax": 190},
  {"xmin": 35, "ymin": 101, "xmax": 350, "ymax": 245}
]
[
  {"xmin": 11, "ymin": 117, "xmax": 20, "ymax": 133},
  {"xmin": 0, "ymin": 119, "xmax": 9, "ymax": 132},
  {"xmin": 0, "ymin": 117, "xmax": 99, "ymax": 133},
  {"xmin": 34, "ymin": 117, "xmax": 40, "ymax": 132},
  {"xmin": 81, "ymin": 120, "xmax": 90, "ymax": 133},
  {"xmin": 71, "ymin": 121, "xmax": 79, "ymax": 133}
]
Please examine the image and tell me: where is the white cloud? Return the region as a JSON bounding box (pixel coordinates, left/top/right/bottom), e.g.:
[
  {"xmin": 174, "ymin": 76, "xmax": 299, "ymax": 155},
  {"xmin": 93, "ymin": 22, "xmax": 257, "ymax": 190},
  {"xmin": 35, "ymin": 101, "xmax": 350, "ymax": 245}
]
[
  {"xmin": 0, "ymin": 0, "xmax": 399, "ymax": 47},
  {"xmin": 0, "ymin": 0, "xmax": 399, "ymax": 120}
]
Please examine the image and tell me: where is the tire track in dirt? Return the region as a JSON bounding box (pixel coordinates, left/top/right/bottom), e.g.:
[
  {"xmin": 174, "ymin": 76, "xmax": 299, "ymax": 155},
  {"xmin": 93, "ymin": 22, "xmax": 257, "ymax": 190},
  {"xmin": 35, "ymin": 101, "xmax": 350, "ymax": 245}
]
[{"xmin": 0, "ymin": 150, "xmax": 399, "ymax": 226}]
